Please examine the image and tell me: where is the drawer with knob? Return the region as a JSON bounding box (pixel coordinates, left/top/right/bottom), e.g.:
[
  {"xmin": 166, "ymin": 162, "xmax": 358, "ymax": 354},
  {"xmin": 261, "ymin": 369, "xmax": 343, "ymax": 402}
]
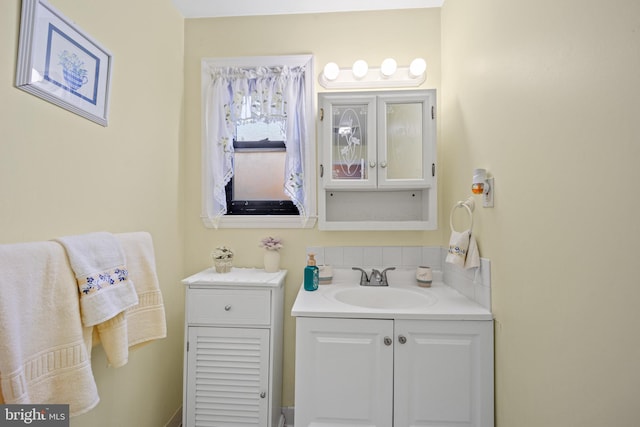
[{"xmin": 186, "ymin": 288, "xmax": 271, "ymax": 325}]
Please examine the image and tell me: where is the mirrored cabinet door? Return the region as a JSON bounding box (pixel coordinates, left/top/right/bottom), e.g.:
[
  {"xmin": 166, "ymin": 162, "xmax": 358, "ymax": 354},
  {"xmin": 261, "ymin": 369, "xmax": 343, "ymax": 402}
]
[
  {"xmin": 377, "ymin": 92, "xmax": 434, "ymax": 189},
  {"xmin": 383, "ymin": 102, "xmax": 424, "ymax": 180}
]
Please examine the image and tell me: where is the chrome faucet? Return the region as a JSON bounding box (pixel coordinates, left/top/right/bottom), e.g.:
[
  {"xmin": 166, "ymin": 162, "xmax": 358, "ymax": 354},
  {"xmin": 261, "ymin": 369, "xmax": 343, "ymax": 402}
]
[{"xmin": 352, "ymin": 267, "xmax": 396, "ymax": 286}]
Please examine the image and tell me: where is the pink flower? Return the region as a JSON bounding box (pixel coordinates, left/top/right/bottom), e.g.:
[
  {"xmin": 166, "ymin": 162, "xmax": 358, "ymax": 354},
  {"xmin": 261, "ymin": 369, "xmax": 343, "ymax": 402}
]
[{"xmin": 260, "ymin": 236, "xmax": 283, "ymax": 251}]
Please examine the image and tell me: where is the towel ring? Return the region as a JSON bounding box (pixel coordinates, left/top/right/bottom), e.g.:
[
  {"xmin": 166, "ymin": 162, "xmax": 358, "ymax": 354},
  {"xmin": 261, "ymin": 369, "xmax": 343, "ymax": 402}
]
[{"xmin": 449, "ymin": 197, "xmax": 475, "ymax": 233}]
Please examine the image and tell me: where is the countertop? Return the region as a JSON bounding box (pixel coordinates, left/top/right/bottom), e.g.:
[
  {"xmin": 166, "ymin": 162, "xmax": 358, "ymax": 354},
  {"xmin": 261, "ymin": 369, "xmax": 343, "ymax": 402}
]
[
  {"xmin": 182, "ymin": 267, "xmax": 287, "ymax": 288},
  {"xmin": 291, "ymin": 268, "xmax": 493, "ymax": 321}
]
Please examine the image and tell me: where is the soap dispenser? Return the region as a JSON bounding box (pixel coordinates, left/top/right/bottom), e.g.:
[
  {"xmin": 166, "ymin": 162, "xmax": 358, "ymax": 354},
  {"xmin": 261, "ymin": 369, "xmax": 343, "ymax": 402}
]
[{"xmin": 304, "ymin": 253, "xmax": 319, "ymax": 291}]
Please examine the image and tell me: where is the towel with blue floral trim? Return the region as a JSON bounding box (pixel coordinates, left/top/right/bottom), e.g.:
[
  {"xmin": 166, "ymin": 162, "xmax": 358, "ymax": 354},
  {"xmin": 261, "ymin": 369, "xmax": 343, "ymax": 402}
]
[
  {"xmin": 55, "ymin": 232, "xmax": 139, "ymax": 327},
  {"xmin": 445, "ymin": 229, "xmax": 480, "ymax": 269}
]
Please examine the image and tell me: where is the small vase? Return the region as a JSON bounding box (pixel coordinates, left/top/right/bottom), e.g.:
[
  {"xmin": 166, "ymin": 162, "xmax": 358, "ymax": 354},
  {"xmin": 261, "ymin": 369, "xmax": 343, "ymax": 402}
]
[
  {"xmin": 263, "ymin": 250, "xmax": 280, "ymax": 273},
  {"xmin": 213, "ymin": 258, "xmax": 233, "ymax": 273}
]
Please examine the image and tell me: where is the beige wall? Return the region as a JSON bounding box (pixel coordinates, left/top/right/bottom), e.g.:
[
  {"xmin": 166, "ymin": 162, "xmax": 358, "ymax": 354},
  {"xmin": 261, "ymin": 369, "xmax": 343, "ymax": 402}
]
[
  {"xmin": 5, "ymin": 1, "xmax": 638, "ymax": 424},
  {"xmin": 183, "ymin": 9, "xmax": 443, "ymax": 406},
  {"xmin": 442, "ymin": 0, "xmax": 640, "ymax": 426},
  {"xmin": 0, "ymin": 1, "xmax": 185, "ymax": 426}
]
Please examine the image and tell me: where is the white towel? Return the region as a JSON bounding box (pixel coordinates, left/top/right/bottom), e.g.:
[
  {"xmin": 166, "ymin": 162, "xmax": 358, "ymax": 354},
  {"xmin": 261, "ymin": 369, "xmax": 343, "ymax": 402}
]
[
  {"xmin": 465, "ymin": 233, "xmax": 480, "ymax": 269},
  {"xmin": 92, "ymin": 232, "xmax": 167, "ymax": 367},
  {"xmin": 0, "ymin": 241, "xmax": 99, "ymax": 416},
  {"xmin": 55, "ymin": 232, "xmax": 139, "ymax": 327},
  {"xmin": 445, "ymin": 229, "xmax": 480, "ymax": 269},
  {"xmin": 118, "ymin": 232, "xmax": 166, "ymax": 349}
]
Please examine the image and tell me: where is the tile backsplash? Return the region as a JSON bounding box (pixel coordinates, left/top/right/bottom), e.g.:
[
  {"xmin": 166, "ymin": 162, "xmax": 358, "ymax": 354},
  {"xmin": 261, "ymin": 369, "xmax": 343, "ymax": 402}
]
[{"xmin": 306, "ymin": 246, "xmax": 491, "ymax": 311}]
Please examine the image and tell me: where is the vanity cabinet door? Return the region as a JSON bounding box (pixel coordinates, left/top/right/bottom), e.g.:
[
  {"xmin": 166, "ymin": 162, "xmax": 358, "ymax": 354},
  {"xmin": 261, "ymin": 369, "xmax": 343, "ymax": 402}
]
[
  {"xmin": 295, "ymin": 317, "xmax": 394, "ymax": 427},
  {"xmin": 393, "ymin": 320, "xmax": 495, "ymax": 427}
]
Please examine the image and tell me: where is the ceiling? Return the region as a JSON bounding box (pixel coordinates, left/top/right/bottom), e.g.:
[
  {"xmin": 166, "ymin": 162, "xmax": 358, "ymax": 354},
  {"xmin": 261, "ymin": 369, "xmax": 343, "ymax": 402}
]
[{"xmin": 172, "ymin": 0, "xmax": 444, "ymax": 18}]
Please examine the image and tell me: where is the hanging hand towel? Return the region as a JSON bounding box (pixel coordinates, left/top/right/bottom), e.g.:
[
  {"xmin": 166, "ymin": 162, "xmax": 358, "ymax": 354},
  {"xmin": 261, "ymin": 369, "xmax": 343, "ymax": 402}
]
[
  {"xmin": 91, "ymin": 232, "xmax": 167, "ymax": 367},
  {"xmin": 118, "ymin": 232, "xmax": 167, "ymax": 349},
  {"xmin": 55, "ymin": 232, "xmax": 139, "ymax": 327},
  {"xmin": 465, "ymin": 233, "xmax": 481, "ymax": 269},
  {"xmin": 93, "ymin": 232, "xmax": 167, "ymax": 367},
  {"xmin": 445, "ymin": 229, "xmax": 481, "ymax": 269},
  {"xmin": 445, "ymin": 229, "xmax": 471, "ymax": 268}
]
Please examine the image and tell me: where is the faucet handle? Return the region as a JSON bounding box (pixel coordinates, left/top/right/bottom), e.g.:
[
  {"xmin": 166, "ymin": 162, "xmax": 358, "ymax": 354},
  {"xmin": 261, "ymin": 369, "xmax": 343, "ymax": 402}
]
[
  {"xmin": 352, "ymin": 267, "xmax": 369, "ymax": 286},
  {"xmin": 380, "ymin": 267, "xmax": 396, "ymax": 286}
]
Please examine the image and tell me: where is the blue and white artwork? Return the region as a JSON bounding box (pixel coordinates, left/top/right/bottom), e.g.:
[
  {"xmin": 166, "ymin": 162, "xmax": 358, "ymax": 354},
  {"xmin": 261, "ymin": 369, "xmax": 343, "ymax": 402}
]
[
  {"xmin": 44, "ymin": 23, "xmax": 100, "ymax": 105},
  {"xmin": 15, "ymin": 0, "xmax": 112, "ymax": 126}
]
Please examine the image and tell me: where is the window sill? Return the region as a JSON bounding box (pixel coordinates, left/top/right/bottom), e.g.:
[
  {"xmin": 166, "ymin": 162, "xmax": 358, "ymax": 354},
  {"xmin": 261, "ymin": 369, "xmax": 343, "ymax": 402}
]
[{"xmin": 201, "ymin": 215, "xmax": 317, "ymax": 229}]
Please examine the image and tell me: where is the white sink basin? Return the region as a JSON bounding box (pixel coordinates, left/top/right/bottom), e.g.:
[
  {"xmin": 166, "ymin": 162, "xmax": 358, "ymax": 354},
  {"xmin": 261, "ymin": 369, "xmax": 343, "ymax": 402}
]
[{"xmin": 333, "ymin": 286, "xmax": 436, "ymax": 309}]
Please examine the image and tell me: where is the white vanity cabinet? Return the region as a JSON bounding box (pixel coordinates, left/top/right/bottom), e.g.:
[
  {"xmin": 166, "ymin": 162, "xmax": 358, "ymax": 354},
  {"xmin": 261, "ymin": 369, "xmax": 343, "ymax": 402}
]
[
  {"xmin": 295, "ymin": 317, "xmax": 494, "ymax": 427},
  {"xmin": 182, "ymin": 268, "xmax": 286, "ymax": 427},
  {"xmin": 318, "ymin": 90, "xmax": 437, "ymax": 231}
]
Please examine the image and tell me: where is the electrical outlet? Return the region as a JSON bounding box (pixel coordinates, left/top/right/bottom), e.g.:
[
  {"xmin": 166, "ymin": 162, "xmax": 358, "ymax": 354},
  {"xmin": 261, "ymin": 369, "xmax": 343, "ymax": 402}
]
[{"xmin": 483, "ymin": 177, "xmax": 494, "ymax": 208}]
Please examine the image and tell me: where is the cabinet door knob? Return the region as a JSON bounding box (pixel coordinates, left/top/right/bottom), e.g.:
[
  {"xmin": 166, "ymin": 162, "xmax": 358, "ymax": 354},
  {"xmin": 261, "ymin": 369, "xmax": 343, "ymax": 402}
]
[
  {"xmin": 224, "ymin": 305, "xmax": 231, "ymax": 311},
  {"xmin": 369, "ymin": 161, "xmax": 377, "ymax": 168},
  {"xmin": 384, "ymin": 337, "xmax": 392, "ymax": 346},
  {"xmin": 260, "ymin": 392, "xmax": 266, "ymax": 398},
  {"xmin": 380, "ymin": 161, "xmax": 387, "ymax": 168},
  {"xmin": 398, "ymin": 335, "xmax": 407, "ymax": 344}
]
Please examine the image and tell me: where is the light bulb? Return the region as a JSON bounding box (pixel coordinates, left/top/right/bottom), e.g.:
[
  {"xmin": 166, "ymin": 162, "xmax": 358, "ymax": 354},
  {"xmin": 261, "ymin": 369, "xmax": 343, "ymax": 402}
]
[
  {"xmin": 409, "ymin": 58, "xmax": 427, "ymax": 78},
  {"xmin": 352, "ymin": 60, "xmax": 368, "ymax": 79},
  {"xmin": 380, "ymin": 58, "xmax": 397, "ymax": 77},
  {"xmin": 323, "ymin": 62, "xmax": 340, "ymax": 81}
]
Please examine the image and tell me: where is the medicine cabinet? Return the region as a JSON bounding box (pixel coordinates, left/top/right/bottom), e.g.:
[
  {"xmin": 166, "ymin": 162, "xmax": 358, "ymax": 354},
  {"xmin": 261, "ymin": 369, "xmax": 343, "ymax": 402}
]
[{"xmin": 318, "ymin": 90, "xmax": 437, "ymax": 230}]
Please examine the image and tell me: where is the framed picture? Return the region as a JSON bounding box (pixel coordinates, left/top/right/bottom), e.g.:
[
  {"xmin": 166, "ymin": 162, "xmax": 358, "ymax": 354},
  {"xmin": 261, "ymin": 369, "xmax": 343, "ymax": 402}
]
[{"xmin": 15, "ymin": 0, "xmax": 113, "ymax": 126}]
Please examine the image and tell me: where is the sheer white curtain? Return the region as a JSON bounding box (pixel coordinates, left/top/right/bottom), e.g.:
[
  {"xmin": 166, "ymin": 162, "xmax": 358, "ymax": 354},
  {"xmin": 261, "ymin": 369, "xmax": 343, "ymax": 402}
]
[{"xmin": 203, "ymin": 65, "xmax": 308, "ymax": 225}]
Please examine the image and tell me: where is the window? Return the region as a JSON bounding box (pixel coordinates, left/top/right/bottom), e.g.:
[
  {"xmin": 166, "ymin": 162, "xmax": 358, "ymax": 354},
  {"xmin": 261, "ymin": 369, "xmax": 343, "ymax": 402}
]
[
  {"xmin": 200, "ymin": 55, "xmax": 316, "ymax": 228},
  {"xmin": 226, "ymin": 120, "xmax": 298, "ymax": 215}
]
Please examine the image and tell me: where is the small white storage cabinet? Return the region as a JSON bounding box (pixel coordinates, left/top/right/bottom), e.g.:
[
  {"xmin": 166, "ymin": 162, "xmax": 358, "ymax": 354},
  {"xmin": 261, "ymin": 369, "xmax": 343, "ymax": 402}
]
[
  {"xmin": 318, "ymin": 90, "xmax": 437, "ymax": 230},
  {"xmin": 295, "ymin": 317, "xmax": 494, "ymax": 427},
  {"xmin": 182, "ymin": 268, "xmax": 286, "ymax": 427}
]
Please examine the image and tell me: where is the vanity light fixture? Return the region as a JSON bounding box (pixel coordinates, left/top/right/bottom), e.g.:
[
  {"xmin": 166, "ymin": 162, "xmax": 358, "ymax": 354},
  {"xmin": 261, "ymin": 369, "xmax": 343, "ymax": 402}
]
[
  {"xmin": 409, "ymin": 58, "xmax": 427, "ymax": 78},
  {"xmin": 351, "ymin": 60, "xmax": 369, "ymax": 79},
  {"xmin": 319, "ymin": 57, "xmax": 427, "ymax": 89},
  {"xmin": 472, "ymin": 168, "xmax": 494, "ymax": 208},
  {"xmin": 323, "ymin": 62, "xmax": 340, "ymax": 81},
  {"xmin": 380, "ymin": 58, "xmax": 397, "ymax": 78}
]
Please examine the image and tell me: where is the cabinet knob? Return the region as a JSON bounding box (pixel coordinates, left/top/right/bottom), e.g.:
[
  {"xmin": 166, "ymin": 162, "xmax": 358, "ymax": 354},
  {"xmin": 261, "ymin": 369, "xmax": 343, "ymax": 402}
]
[
  {"xmin": 398, "ymin": 335, "xmax": 407, "ymax": 344},
  {"xmin": 224, "ymin": 305, "xmax": 231, "ymax": 311},
  {"xmin": 384, "ymin": 337, "xmax": 392, "ymax": 346},
  {"xmin": 369, "ymin": 161, "xmax": 377, "ymax": 168},
  {"xmin": 380, "ymin": 161, "xmax": 387, "ymax": 168},
  {"xmin": 260, "ymin": 392, "xmax": 266, "ymax": 398}
]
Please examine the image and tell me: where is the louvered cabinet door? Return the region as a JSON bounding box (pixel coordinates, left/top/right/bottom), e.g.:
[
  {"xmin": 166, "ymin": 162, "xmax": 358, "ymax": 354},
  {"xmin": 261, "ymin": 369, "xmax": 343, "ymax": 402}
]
[{"xmin": 186, "ymin": 326, "xmax": 270, "ymax": 427}]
